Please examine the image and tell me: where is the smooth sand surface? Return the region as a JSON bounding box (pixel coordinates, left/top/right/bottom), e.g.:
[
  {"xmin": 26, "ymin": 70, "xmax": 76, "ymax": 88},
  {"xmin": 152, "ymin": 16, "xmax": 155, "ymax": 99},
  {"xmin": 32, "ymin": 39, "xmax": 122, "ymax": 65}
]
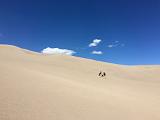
[{"xmin": 0, "ymin": 45, "xmax": 160, "ymax": 120}]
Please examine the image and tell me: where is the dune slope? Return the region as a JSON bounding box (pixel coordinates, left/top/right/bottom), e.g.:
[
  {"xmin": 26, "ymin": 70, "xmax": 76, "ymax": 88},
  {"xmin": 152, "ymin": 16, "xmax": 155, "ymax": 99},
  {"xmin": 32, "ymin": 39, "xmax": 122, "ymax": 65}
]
[{"xmin": 0, "ymin": 45, "xmax": 160, "ymax": 120}]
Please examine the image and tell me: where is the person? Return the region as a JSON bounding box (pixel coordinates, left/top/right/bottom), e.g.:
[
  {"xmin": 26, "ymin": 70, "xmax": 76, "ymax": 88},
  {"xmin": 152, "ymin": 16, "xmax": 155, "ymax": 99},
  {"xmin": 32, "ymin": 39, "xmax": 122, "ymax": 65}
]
[
  {"xmin": 103, "ymin": 72, "xmax": 106, "ymax": 77},
  {"xmin": 99, "ymin": 71, "xmax": 102, "ymax": 76}
]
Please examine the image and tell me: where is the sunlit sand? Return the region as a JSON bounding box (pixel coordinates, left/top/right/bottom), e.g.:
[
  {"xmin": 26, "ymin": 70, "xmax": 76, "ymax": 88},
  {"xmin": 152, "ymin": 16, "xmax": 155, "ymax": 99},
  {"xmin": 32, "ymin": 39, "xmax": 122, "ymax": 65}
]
[{"xmin": 0, "ymin": 45, "xmax": 160, "ymax": 120}]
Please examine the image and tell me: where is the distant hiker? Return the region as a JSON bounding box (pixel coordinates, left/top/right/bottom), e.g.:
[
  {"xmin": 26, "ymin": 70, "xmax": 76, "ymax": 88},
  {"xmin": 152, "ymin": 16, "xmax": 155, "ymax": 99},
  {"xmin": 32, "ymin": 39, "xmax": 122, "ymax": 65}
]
[
  {"xmin": 103, "ymin": 72, "xmax": 106, "ymax": 77},
  {"xmin": 98, "ymin": 71, "xmax": 102, "ymax": 76},
  {"xmin": 98, "ymin": 71, "xmax": 106, "ymax": 78}
]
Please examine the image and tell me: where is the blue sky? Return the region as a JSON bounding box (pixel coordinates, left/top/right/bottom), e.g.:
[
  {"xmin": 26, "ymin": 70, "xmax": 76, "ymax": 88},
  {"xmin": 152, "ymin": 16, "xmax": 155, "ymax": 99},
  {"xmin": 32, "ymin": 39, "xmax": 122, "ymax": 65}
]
[{"xmin": 0, "ymin": 0, "xmax": 160, "ymax": 65}]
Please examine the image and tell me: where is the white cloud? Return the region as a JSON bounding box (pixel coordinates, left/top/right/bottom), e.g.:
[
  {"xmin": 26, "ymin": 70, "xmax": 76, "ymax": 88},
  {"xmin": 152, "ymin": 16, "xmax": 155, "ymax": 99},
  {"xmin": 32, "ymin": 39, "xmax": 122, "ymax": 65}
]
[
  {"xmin": 107, "ymin": 44, "xmax": 119, "ymax": 48},
  {"xmin": 107, "ymin": 41, "xmax": 124, "ymax": 48},
  {"xmin": 91, "ymin": 51, "xmax": 103, "ymax": 55},
  {"xmin": 89, "ymin": 39, "xmax": 101, "ymax": 47},
  {"xmin": 107, "ymin": 45, "xmax": 114, "ymax": 48},
  {"xmin": 41, "ymin": 47, "xmax": 76, "ymax": 55}
]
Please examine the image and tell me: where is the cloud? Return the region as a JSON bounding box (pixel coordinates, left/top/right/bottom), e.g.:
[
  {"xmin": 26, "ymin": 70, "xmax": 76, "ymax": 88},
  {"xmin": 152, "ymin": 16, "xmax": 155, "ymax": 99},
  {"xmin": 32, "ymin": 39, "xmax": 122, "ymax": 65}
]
[
  {"xmin": 91, "ymin": 51, "xmax": 103, "ymax": 55},
  {"xmin": 89, "ymin": 39, "xmax": 101, "ymax": 47},
  {"xmin": 107, "ymin": 44, "xmax": 116, "ymax": 48},
  {"xmin": 107, "ymin": 41, "xmax": 124, "ymax": 48},
  {"xmin": 41, "ymin": 47, "xmax": 76, "ymax": 55}
]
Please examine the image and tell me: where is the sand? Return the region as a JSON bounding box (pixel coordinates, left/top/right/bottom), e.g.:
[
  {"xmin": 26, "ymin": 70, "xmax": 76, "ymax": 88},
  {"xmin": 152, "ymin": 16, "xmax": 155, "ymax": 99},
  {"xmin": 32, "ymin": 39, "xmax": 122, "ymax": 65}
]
[{"xmin": 0, "ymin": 44, "xmax": 160, "ymax": 120}]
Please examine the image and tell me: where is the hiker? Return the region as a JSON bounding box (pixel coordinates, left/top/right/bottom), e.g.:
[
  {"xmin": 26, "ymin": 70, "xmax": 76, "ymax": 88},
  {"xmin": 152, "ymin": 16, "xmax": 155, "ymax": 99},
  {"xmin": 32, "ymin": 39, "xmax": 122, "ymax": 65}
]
[
  {"xmin": 98, "ymin": 71, "xmax": 102, "ymax": 76},
  {"xmin": 103, "ymin": 72, "xmax": 106, "ymax": 77}
]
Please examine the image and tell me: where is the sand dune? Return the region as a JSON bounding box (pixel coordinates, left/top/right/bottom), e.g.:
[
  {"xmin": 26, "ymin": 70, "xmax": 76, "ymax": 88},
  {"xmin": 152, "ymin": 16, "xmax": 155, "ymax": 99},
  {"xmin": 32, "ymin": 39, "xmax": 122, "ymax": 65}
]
[{"xmin": 0, "ymin": 44, "xmax": 160, "ymax": 120}]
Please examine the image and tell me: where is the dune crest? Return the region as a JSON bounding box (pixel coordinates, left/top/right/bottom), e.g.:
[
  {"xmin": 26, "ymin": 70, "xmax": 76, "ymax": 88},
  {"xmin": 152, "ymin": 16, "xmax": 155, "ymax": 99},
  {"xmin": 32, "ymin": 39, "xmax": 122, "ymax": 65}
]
[{"xmin": 0, "ymin": 45, "xmax": 160, "ymax": 120}]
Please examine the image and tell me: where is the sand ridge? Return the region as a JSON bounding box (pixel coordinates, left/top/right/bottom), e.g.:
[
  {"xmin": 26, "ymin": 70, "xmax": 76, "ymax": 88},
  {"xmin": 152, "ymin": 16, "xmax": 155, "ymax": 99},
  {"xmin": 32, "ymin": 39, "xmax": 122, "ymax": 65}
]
[{"xmin": 0, "ymin": 45, "xmax": 160, "ymax": 120}]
